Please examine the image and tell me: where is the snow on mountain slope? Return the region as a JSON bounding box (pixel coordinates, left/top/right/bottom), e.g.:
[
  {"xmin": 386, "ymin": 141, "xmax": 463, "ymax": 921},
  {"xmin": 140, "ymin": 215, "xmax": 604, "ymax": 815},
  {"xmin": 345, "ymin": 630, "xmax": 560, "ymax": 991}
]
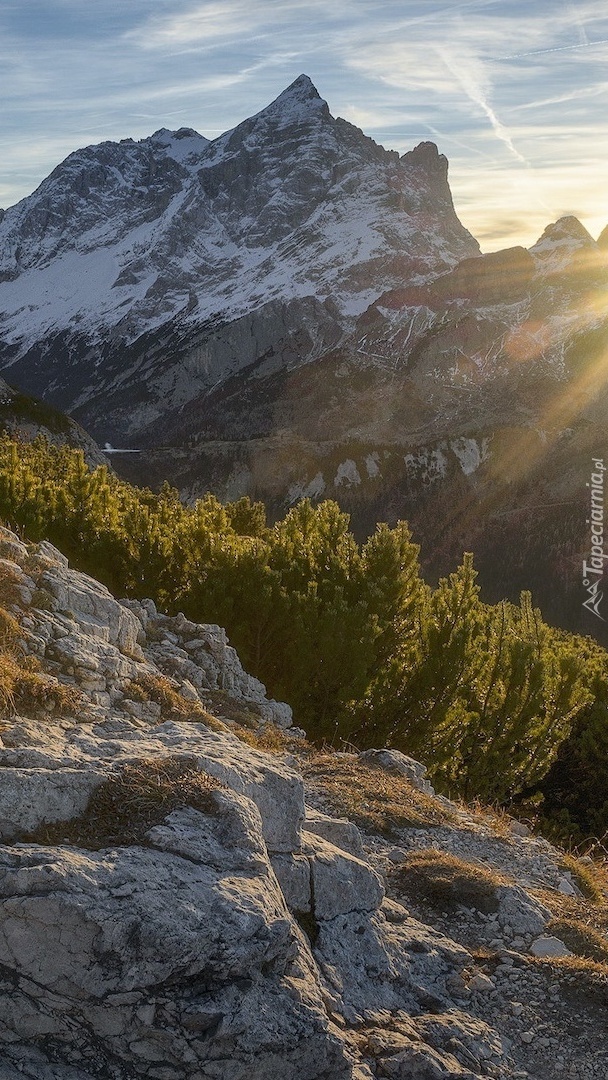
[{"xmin": 0, "ymin": 75, "xmax": 479, "ymax": 433}]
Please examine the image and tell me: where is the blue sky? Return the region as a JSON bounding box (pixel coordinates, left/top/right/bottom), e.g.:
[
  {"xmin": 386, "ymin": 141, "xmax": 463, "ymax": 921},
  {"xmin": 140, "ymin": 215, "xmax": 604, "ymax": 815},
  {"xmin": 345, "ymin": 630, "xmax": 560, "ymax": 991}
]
[{"xmin": 2, "ymin": 0, "xmax": 608, "ymax": 251}]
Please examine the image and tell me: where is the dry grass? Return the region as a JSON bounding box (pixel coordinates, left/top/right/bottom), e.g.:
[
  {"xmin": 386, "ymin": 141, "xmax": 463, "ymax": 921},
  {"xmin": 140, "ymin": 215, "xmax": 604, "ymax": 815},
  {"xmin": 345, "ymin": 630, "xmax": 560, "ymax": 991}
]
[
  {"xmin": 531, "ymin": 953, "xmax": 608, "ymax": 986},
  {"xmin": 235, "ymin": 722, "xmax": 299, "ymax": 753},
  {"xmin": 549, "ymin": 917, "xmax": 608, "ymax": 964},
  {"xmin": 0, "ymin": 561, "xmax": 25, "ymax": 610},
  {"xmin": 390, "ymin": 849, "xmax": 507, "ymax": 914},
  {"xmin": 125, "ymin": 674, "xmax": 225, "ymax": 731},
  {"xmin": 0, "ymin": 601, "xmax": 82, "ymax": 719},
  {"xmin": 301, "ymin": 753, "xmax": 455, "ymax": 838},
  {"xmin": 26, "ymin": 757, "xmax": 224, "ymax": 849},
  {"xmin": 203, "ymin": 689, "xmax": 264, "ymax": 729},
  {"xmin": 559, "ymin": 853, "xmax": 606, "ymax": 904}
]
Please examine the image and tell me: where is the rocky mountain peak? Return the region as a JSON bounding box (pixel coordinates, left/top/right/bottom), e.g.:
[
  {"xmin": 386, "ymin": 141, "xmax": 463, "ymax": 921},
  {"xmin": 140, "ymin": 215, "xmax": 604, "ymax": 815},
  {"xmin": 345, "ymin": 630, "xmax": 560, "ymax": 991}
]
[
  {"xmin": 266, "ymin": 72, "xmax": 327, "ymax": 115},
  {"xmin": 530, "ymin": 214, "xmax": 604, "ymax": 275},
  {"xmin": 532, "ymin": 214, "xmax": 596, "ymax": 249},
  {"xmin": 148, "ymin": 125, "xmax": 210, "ymax": 168},
  {"xmin": 402, "ymin": 139, "xmax": 447, "ymax": 174}
]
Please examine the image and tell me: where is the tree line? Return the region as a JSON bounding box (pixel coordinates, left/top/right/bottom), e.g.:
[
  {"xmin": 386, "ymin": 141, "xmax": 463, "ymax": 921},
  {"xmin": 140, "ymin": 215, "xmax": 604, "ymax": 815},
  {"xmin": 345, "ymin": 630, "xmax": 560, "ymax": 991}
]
[{"xmin": 1, "ymin": 433, "xmax": 606, "ymax": 838}]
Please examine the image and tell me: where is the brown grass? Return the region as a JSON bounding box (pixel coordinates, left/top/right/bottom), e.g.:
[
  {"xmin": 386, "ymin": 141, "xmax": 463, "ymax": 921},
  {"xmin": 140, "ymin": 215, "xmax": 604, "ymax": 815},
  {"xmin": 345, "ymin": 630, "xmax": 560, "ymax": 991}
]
[
  {"xmin": 203, "ymin": 689, "xmax": 265, "ymax": 729},
  {"xmin": 300, "ymin": 753, "xmax": 455, "ymax": 837},
  {"xmin": 559, "ymin": 853, "xmax": 606, "ymax": 904},
  {"xmin": 0, "ymin": 602, "xmax": 82, "ymax": 719},
  {"xmin": 26, "ymin": 757, "xmax": 224, "ymax": 849},
  {"xmin": 548, "ymin": 917, "xmax": 608, "ymax": 964},
  {"xmin": 390, "ymin": 849, "xmax": 507, "ymax": 913},
  {"xmin": 0, "ymin": 561, "xmax": 25, "ymax": 610},
  {"xmin": 125, "ymin": 674, "xmax": 225, "ymax": 731}
]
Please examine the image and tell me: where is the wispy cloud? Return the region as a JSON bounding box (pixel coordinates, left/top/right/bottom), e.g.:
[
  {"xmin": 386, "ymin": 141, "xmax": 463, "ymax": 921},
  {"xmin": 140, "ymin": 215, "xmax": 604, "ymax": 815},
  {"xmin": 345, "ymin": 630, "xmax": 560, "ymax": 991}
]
[{"xmin": 1, "ymin": 0, "xmax": 607, "ymax": 250}]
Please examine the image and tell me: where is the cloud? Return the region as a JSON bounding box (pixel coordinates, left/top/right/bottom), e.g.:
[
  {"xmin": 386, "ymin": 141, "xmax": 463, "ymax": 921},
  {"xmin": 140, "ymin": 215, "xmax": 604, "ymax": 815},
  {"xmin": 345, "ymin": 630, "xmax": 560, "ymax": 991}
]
[
  {"xmin": 1, "ymin": 0, "xmax": 607, "ymax": 251},
  {"xmin": 434, "ymin": 43, "xmax": 527, "ymax": 163}
]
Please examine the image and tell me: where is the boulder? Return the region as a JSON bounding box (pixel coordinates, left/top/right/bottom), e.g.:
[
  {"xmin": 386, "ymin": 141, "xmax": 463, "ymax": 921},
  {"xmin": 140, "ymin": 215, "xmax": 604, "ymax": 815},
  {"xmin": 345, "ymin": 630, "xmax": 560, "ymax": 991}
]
[
  {"xmin": 302, "ymin": 832, "xmax": 384, "ymax": 921},
  {"xmin": 0, "ymin": 768, "xmax": 105, "ymax": 840},
  {"xmin": 304, "ymin": 808, "xmax": 364, "ymax": 857},
  {"xmin": 495, "ymin": 886, "xmax": 551, "ymax": 938},
  {"xmin": 529, "ymin": 935, "xmax": 572, "ymax": 958}
]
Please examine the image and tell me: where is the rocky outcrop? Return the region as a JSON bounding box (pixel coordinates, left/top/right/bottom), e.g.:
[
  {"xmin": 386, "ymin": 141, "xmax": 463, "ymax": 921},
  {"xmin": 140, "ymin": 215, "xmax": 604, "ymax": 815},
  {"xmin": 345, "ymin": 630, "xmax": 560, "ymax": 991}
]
[{"xmin": 0, "ymin": 527, "xmax": 606, "ymax": 1079}]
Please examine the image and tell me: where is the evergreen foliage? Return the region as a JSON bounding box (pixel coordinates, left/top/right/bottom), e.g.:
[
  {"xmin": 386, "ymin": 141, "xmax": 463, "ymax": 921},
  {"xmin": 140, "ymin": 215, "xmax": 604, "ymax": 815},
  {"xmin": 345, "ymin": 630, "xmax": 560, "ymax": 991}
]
[{"xmin": 0, "ymin": 434, "xmax": 605, "ymax": 826}]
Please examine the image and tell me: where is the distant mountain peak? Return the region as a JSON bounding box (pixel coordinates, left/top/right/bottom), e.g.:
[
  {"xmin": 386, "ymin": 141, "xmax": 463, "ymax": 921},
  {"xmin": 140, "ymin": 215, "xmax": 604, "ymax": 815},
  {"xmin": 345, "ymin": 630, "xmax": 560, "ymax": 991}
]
[{"xmin": 532, "ymin": 215, "xmax": 595, "ymax": 249}]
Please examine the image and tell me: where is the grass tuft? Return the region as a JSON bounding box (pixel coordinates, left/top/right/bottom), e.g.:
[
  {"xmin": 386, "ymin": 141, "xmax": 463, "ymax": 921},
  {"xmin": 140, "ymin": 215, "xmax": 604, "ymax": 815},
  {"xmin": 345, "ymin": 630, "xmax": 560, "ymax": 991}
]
[
  {"xmin": 301, "ymin": 753, "xmax": 455, "ymax": 837},
  {"xmin": 390, "ymin": 849, "xmax": 507, "ymax": 913},
  {"xmin": 26, "ymin": 757, "xmax": 224, "ymax": 849},
  {"xmin": 125, "ymin": 674, "xmax": 226, "ymax": 731}
]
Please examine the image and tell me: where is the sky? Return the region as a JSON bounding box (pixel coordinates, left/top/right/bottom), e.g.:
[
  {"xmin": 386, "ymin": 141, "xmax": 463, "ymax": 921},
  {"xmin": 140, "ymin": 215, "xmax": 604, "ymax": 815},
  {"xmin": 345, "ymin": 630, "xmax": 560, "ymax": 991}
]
[{"xmin": 1, "ymin": 0, "xmax": 608, "ymax": 252}]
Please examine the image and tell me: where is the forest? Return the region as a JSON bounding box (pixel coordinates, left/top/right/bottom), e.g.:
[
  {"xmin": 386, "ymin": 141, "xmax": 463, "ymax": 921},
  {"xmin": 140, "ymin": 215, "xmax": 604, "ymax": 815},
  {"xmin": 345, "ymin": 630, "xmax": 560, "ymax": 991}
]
[{"xmin": 1, "ymin": 433, "xmax": 607, "ymax": 845}]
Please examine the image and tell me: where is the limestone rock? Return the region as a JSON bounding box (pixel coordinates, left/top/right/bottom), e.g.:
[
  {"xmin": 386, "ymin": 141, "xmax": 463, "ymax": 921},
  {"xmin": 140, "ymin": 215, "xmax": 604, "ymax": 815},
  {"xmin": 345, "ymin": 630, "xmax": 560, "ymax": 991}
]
[
  {"xmin": 304, "ymin": 808, "xmax": 365, "ymax": 856},
  {"xmin": 302, "ymin": 831, "xmax": 384, "ymax": 920},
  {"xmin": 495, "ymin": 886, "xmax": 551, "ymax": 938},
  {"xmin": 0, "ymin": 789, "xmax": 351, "ymax": 1079},
  {"xmin": 270, "ymin": 853, "xmax": 312, "ymax": 913},
  {"xmin": 0, "ymin": 768, "xmax": 105, "ymax": 839},
  {"xmin": 529, "ymin": 935, "xmax": 572, "ymax": 958},
  {"xmin": 315, "ymin": 902, "xmax": 470, "ymax": 1022}
]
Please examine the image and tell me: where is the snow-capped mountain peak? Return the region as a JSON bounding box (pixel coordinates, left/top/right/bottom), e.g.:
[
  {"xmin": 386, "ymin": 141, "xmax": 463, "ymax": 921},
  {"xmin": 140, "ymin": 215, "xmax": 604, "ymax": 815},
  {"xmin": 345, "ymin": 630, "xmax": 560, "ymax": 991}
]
[{"xmin": 0, "ymin": 75, "xmax": 479, "ymax": 441}]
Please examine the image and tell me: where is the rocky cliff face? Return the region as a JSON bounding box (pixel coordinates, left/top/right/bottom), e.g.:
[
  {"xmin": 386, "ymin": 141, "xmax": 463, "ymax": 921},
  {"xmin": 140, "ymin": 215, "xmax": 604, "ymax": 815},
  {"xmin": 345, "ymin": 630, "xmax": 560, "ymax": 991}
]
[{"xmin": 0, "ymin": 525, "xmax": 607, "ymax": 1079}]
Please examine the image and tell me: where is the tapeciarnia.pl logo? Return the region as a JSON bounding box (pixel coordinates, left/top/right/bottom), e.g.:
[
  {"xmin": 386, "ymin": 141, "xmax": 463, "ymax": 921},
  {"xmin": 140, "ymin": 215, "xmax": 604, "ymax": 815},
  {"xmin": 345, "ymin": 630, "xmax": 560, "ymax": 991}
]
[{"xmin": 582, "ymin": 457, "xmax": 606, "ymax": 620}]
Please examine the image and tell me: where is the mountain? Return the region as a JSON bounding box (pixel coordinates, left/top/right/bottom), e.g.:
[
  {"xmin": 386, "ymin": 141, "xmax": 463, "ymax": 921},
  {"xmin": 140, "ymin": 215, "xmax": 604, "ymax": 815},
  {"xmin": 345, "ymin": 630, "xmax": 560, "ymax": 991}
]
[
  {"xmin": 1, "ymin": 76, "xmax": 608, "ymax": 638},
  {"xmin": 0, "ymin": 74, "xmax": 477, "ymax": 441},
  {"xmin": 0, "ymin": 376, "xmax": 106, "ymax": 465},
  {"xmin": 1, "ymin": 522, "xmax": 607, "ymax": 1079}
]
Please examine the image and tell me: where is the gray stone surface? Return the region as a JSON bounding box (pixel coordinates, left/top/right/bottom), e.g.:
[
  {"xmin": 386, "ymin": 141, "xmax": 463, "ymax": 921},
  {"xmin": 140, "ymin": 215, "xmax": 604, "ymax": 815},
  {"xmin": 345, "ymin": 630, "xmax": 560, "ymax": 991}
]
[
  {"xmin": 0, "ymin": 788, "xmax": 351, "ymax": 1079},
  {"xmin": 303, "ymin": 832, "xmax": 385, "ymax": 921}
]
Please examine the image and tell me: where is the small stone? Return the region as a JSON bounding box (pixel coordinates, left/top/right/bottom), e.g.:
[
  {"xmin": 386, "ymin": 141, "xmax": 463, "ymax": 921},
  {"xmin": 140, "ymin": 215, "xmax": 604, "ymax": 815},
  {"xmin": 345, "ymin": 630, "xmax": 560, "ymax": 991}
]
[
  {"xmin": 521, "ymin": 1031, "xmax": 535, "ymax": 1044},
  {"xmin": 179, "ymin": 680, "xmax": 200, "ymax": 702},
  {"xmin": 509, "ymin": 820, "xmax": 531, "ymax": 837},
  {"xmin": 469, "ymin": 973, "xmax": 495, "ymax": 991},
  {"xmin": 557, "ymin": 876, "xmax": 577, "ymax": 897},
  {"xmin": 530, "ymin": 936, "xmax": 572, "ymax": 958}
]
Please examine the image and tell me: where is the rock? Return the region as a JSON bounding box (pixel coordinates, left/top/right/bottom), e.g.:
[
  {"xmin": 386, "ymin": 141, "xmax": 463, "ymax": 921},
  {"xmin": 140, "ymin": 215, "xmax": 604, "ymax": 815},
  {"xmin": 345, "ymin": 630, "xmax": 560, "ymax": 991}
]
[
  {"xmin": 468, "ymin": 973, "xmax": 495, "ymax": 992},
  {"xmin": 495, "ymin": 886, "xmax": 551, "ymax": 938},
  {"xmin": 359, "ymin": 749, "xmax": 435, "ymax": 794},
  {"xmin": 529, "ymin": 935, "xmax": 573, "ymax": 958},
  {"xmin": 302, "ymin": 831, "xmax": 384, "ymax": 920},
  {"xmin": 367, "ymin": 1039, "xmax": 483, "ymax": 1078},
  {"xmin": 315, "ymin": 903, "xmax": 470, "ymax": 1021},
  {"xmin": 0, "ymin": 767, "xmax": 105, "ymax": 838},
  {"xmin": 304, "ymin": 808, "xmax": 365, "ymax": 856},
  {"xmin": 40, "ymin": 565, "xmax": 141, "ymax": 655},
  {"xmin": 509, "ymin": 820, "xmax": 531, "ymax": 838},
  {"xmin": 178, "ymin": 679, "xmax": 200, "ymax": 702},
  {"xmin": 270, "ymin": 853, "xmax": 312, "ymax": 913},
  {"xmin": 557, "ymin": 875, "xmax": 578, "ymax": 896},
  {"xmin": 0, "ymin": 789, "xmax": 352, "ymax": 1079}
]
